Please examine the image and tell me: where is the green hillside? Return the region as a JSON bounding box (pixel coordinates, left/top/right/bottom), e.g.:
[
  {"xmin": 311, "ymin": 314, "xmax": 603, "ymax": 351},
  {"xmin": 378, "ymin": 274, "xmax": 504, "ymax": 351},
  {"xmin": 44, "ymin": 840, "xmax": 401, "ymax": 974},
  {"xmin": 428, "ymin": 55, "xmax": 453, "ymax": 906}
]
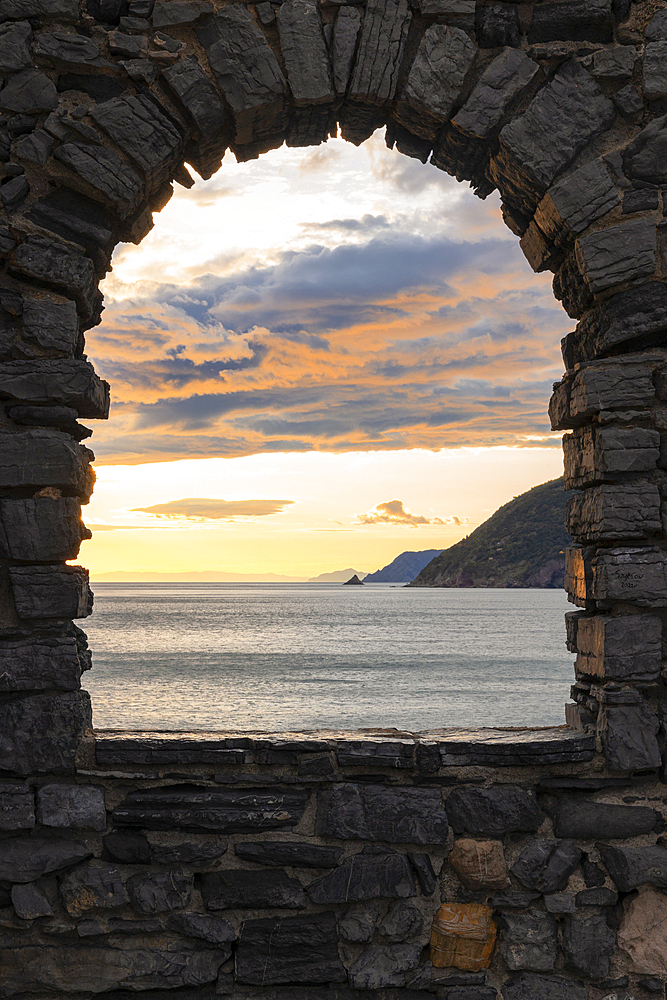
[{"xmin": 410, "ymin": 478, "xmax": 572, "ymax": 589}]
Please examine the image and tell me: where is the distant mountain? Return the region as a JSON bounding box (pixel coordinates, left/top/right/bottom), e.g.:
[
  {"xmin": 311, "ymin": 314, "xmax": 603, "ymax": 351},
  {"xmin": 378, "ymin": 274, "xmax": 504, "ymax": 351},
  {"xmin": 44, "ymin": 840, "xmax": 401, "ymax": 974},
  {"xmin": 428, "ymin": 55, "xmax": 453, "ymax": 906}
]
[
  {"xmin": 364, "ymin": 550, "xmax": 445, "ymax": 583},
  {"xmin": 410, "ymin": 478, "xmax": 572, "ymax": 589},
  {"xmin": 92, "ymin": 571, "xmax": 305, "ymax": 583},
  {"xmin": 308, "ymin": 568, "xmax": 368, "ymax": 583}
]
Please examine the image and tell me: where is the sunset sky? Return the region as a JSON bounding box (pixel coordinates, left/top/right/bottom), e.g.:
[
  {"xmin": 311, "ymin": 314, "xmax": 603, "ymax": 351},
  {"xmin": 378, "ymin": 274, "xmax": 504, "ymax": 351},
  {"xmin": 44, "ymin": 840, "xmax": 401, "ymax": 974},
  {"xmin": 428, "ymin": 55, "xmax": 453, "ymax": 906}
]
[{"xmin": 82, "ymin": 130, "xmax": 569, "ymax": 579}]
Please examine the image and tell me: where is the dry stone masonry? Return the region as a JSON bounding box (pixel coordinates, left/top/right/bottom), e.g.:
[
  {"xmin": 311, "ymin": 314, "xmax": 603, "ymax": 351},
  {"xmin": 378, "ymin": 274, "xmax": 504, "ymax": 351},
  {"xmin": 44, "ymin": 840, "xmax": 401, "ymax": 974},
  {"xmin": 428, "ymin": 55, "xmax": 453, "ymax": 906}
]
[{"xmin": 0, "ymin": 0, "xmax": 666, "ymax": 994}]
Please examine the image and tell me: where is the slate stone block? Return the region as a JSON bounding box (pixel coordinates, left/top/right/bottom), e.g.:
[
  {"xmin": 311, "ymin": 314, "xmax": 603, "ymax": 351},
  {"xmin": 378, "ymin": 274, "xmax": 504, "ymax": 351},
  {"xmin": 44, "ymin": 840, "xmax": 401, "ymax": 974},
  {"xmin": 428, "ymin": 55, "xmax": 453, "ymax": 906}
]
[
  {"xmin": 21, "ymin": 295, "xmax": 79, "ymax": 355},
  {"xmin": 348, "ymin": 943, "xmax": 422, "ymax": 988},
  {"xmin": 614, "ymin": 83, "xmax": 644, "ymax": 116},
  {"xmin": 0, "ymin": 21, "xmax": 31, "ymax": 75},
  {"xmin": 347, "ymin": 0, "xmax": 411, "ymax": 106},
  {"xmin": 91, "ymin": 94, "xmax": 183, "ymax": 190},
  {"xmin": 0, "ymin": 497, "xmax": 91, "ymax": 562},
  {"xmin": 113, "ymin": 785, "xmax": 309, "ymax": 832},
  {"xmin": 0, "ymin": 690, "xmax": 92, "ymax": 775},
  {"xmin": 0, "ymin": 0, "xmax": 79, "ymax": 13},
  {"xmin": 127, "ymin": 867, "xmax": 193, "ymax": 912},
  {"xmin": 276, "ymin": 0, "xmax": 333, "ymax": 106},
  {"xmin": 566, "ymin": 484, "xmax": 662, "ymax": 542},
  {"xmin": 543, "ymin": 893, "xmax": 575, "ymax": 914},
  {"xmin": 643, "ymin": 41, "xmax": 667, "ymax": 99},
  {"xmin": 585, "ymin": 44, "xmax": 636, "ymax": 79},
  {"xmin": 445, "ymin": 786, "xmax": 541, "ymax": 837},
  {"xmin": 161, "ymin": 57, "xmax": 226, "ymax": 178},
  {"xmin": 490, "ymin": 891, "xmax": 541, "ymax": 909},
  {"xmin": 0, "ymin": 69, "xmax": 58, "ymax": 113},
  {"xmin": 60, "ymin": 860, "xmax": 129, "ymax": 916},
  {"xmin": 168, "ymin": 911, "xmax": 235, "ymax": 946},
  {"xmin": 510, "ymin": 840, "xmax": 581, "ymax": 893},
  {"xmin": 576, "ymin": 219, "xmax": 657, "ymax": 294},
  {"xmin": 152, "ymin": 0, "xmax": 212, "ymax": 25},
  {"xmin": 379, "ymin": 900, "xmax": 423, "ymax": 942},
  {"xmin": 332, "ymin": 6, "xmax": 361, "ymax": 96},
  {"xmin": 335, "ymin": 739, "xmax": 415, "ymax": 767},
  {"xmin": 8, "ymin": 237, "xmax": 101, "ymax": 323},
  {"xmin": 201, "ymin": 868, "xmax": 306, "ymax": 909},
  {"xmin": 0, "ymin": 359, "xmax": 109, "ymax": 418},
  {"xmin": 234, "ymin": 840, "xmax": 342, "ymax": 868},
  {"xmin": 568, "ymin": 280, "xmax": 667, "ymax": 362},
  {"xmin": 196, "ymin": 7, "xmax": 287, "ymax": 148},
  {"xmin": 338, "ymin": 903, "xmax": 380, "ymax": 942},
  {"xmin": 575, "ymin": 887, "xmax": 618, "ymax": 906},
  {"xmin": 235, "ymin": 912, "xmax": 346, "ymax": 984},
  {"xmin": 54, "ymin": 141, "xmax": 143, "ymax": 216},
  {"xmin": 535, "ymin": 160, "xmax": 619, "ymax": 252},
  {"xmin": 11, "ymin": 877, "xmax": 57, "ymax": 918},
  {"xmin": 598, "ymin": 844, "xmax": 667, "ymax": 891},
  {"xmin": 395, "ymin": 24, "xmax": 476, "ymax": 141},
  {"xmin": 452, "ymin": 48, "xmax": 539, "ymax": 141},
  {"xmin": 553, "ymin": 800, "xmax": 660, "ymax": 839},
  {"xmin": 572, "ymin": 613, "xmax": 661, "ymax": 682},
  {"xmin": 475, "ymin": 3, "xmax": 520, "ymax": 47},
  {"xmin": 150, "ymin": 837, "xmax": 228, "ymax": 865},
  {"xmin": 307, "ymin": 848, "xmax": 416, "ymax": 902},
  {"xmin": 550, "ymin": 358, "xmax": 656, "ymax": 431},
  {"xmin": 439, "ymin": 989, "xmax": 498, "ymax": 1000},
  {"xmin": 0, "ymin": 630, "xmax": 88, "ymax": 692},
  {"xmin": 563, "ymin": 427, "xmax": 660, "ymax": 490},
  {"xmin": 10, "ymin": 564, "xmax": 94, "ymax": 619},
  {"xmin": 33, "ymin": 31, "xmax": 109, "ymax": 70},
  {"xmin": 408, "ymin": 852, "xmax": 437, "ymax": 894},
  {"xmin": 36, "ymin": 783, "xmax": 106, "ymax": 831},
  {"xmin": 499, "ymin": 911, "xmax": 558, "ymax": 972},
  {"xmin": 103, "ymin": 831, "xmax": 151, "ymax": 864},
  {"xmin": 562, "ymin": 911, "xmax": 615, "ymax": 978},
  {"xmin": 318, "ymin": 784, "xmax": 447, "ymax": 844},
  {"xmin": 0, "ymin": 781, "xmax": 34, "ymax": 829},
  {"xmin": 528, "ymin": 0, "xmax": 613, "ymax": 43},
  {"xmin": 0, "ymin": 835, "xmax": 91, "ymax": 882},
  {"xmin": 502, "ymin": 973, "xmax": 587, "ymax": 1000}
]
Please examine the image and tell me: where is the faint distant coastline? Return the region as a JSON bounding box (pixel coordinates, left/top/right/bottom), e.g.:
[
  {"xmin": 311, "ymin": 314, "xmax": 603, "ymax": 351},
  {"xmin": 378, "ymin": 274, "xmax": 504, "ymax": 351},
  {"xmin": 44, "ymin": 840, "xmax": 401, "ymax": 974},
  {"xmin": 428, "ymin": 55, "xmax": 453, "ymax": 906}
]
[
  {"xmin": 92, "ymin": 571, "xmax": 307, "ymax": 583},
  {"xmin": 409, "ymin": 479, "xmax": 572, "ymax": 589}
]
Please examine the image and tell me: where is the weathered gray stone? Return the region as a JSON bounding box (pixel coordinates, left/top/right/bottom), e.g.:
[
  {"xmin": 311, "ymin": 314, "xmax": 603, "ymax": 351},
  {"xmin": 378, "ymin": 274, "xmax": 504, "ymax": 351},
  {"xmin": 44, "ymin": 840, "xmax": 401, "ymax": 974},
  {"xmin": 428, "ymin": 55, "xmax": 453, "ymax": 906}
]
[
  {"xmin": 0, "ymin": 0, "xmax": 78, "ymax": 15},
  {"xmin": 348, "ymin": 944, "xmax": 422, "ymax": 989},
  {"xmin": 0, "ymin": 690, "xmax": 91, "ymax": 775},
  {"xmin": 0, "ymin": 497, "xmax": 91, "ymax": 562},
  {"xmin": 599, "ymin": 844, "xmax": 667, "ymax": 891},
  {"xmin": 276, "ymin": 0, "xmax": 333, "ymax": 106},
  {"xmin": 161, "ymin": 57, "xmax": 226, "ymax": 178},
  {"xmin": 553, "ymin": 800, "xmax": 659, "ymax": 839},
  {"xmin": 568, "ymin": 545, "xmax": 667, "ymax": 608},
  {"xmin": 510, "ymin": 840, "xmax": 581, "ymax": 893},
  {"xmin": 575, "ymin": 887, "xmax": 617, "ymax": 906},
  {"xmin": 196, "ymin": 7, "xmax": 287, "ymax": 149},
  {"xmin": 55, "ymin": 141, "xmax": 143, "ymax": 216},
  {"xmin": 534, "ymin": 160, "xmax": 620, "ymax": 256},
  {"xmin": 491, "ymin": 60, "xmax": 615, "ymax": 215},
  {"xmin": 550, "ymin": 358, "xmax": 656, "ymax": 431},
  {"xmin": 566, "ymin": 484, "xmax": 662, "ymax": 542},
  {"xmin": 408, "ymin": 851, "xmax": 437, "ymax": 894},
  {"xmin": 14, "ymin": 127, "xmax": 55, "ymax": 164},
  {"xmin": 643, "ymin": 42, "xmax": 667, "ymax": 99},
  {"xmin": 8, "ymin": 237, "xmax": 101, "ymax": 322},
  {"xmin": 76, "ymin": 916, "xmax": 162, "ymax": 936},
  {"xmin": 113, "ymin": 785, "xmax": 309, "ymax": 831},
  {"xmin": 335, "ymin": 738, "xmax": 414, "ymax": 767},
  {"xmin": 585, "ymin": 45, "xmax": 636, "ymax": 79},
  {"xmin": 103, "ymin": 831, "xmax": 151, "ymax": 864},
  {"xmin": 307, "ymin": 848, "xmax": 416, "ymax": 902},
  {"xmin": 543, "ymin": 892, "xmax": 575, "ymax": 914},
  {"xmin": 598, "ymin": 701, "xmax": 662, "ymax": 770},
  {"xmin": 378, "ymin": 900, "xmax": 423, "ymax": 942},
  {"xmin": 562, "ymin": 911, "xmax": 615, "ymax": 978},
  {"xmin": 0, "ymin": 359, "xmax": 109, "ymax": 417},
  {"xmin": 168, "ymin": 911, "xmax": 235, "ymax": 946},
  {"xmin": 502, "ymin": 973, "xmax": 587, "ymax": 1000},
  {"xmin": 91, "ymin": 94, "xmax": 183, "ymax": 187},
  {"xmin": 614, "ymin": 83, "xmax": 644, "ymax": 116},
  {"xmin": 318, "ymin": 783, "xmax": 447, "ymax": 843},
  {"xmin": 36, "ymin": 783, "xmax": 106, "ymax": 830},
  {"xmin": 235, "ymin": 912, "xmax": 346, "ymax": 984},
  {"xmin": 0, "ymin": 630, "xmax": 89, "ymax": 692},
  {"xmin": 445, "ymin": 785, "xmax": 541, "ymax": 837},
  {"xmin": 10, "ymin": 564, "xmax": 94, "ymax": 619},
  {"xmin": 563, "ymin": 426, "xmax": 660, "ymax": 489},
  {"xmin": 624, "ymin": 115, "xmax": 667, "ymax": 186},
  {"xmin": 338, "ymin": 903, "xmax": 380, "ymax": 942},
  {"xmin": 646, "ymin": 10, "xmax": 667, "ymax": 40},
  {"xmin": 127, "ymin": 867, "xmax": 193, "ymax": 912},
  {"xmin": 33, "ymin": 31, "xmax": 108, "ymax": 70},
  {"xmin": 234, "ymin": 840, "xmax": 342, "ymax": 868},
  {"xmin": 347, "ymin": 0, "xmax": 411, "ymax": 106},
  {"xmin": 576, "ymin": 219, "xmax": 657, "ymax": 294},
  {"xmin": 0, "ymin": 943, "xmax": 226, "ymax": 993},
  {"xmin": 573, "ymin": 612, "xmax": 662, "ymax": 682},
  {"xmin": 60, "ymin": 860, "xmax": 129, "ymax": 916},
  {"xmin": 108, "ymin": 30, "xmax": 147, "ymax": 58},
  {"xmin": 150, "ymin": 837, "xmax": 227, "ymax": 865},
  {"xmin": 20, "ymin": 294, "xmax": 79, "ymax": 355},
  {"xmin": 0, "ymin": 69, "xmax": 57, "ymax": 113},
  {"xmin": 200, "ymin": 868, "xmax": 306, "ymax": 909},
  {"xmin": 452, "ymin": 48, "xmax": 539, "ymax": 141},
  {"xmin": 332, "ymin": 6, "xmax": 361, "ymax": 96},
  {"xmin": 0, "ymin": 835, "xmax": 91, "ymax": 882},
  {"xmin": 475, "ymin": 3, "xmax": 519, "ymax": 48},
  {"xmin": 11, "ymin": 877, "xmax": 57, "ymax": 918},
  {"xmin": 0, "ymin": 781, "xmax": 34, "ymax": 829},
  {"xmin": 395, "ymin": 24, "xmax": 476, "ymax": 141},
  {"xmin": 490, "ymin": 890, "xmax": 541, "ymax": 909},
  {"xmin": 499, "ymin": 912, "xmax": 558, "ymax": 972},
  {"xmin": 152, "ymin": 0, "xmax": 212, "ymax": 25},
  {"xmin": 0, "ymin": 21, "xmax": 32, "ymax": 73},
  {"xmin": 528, "ymin": 0, "xmax": 613, "ymax": 43}
]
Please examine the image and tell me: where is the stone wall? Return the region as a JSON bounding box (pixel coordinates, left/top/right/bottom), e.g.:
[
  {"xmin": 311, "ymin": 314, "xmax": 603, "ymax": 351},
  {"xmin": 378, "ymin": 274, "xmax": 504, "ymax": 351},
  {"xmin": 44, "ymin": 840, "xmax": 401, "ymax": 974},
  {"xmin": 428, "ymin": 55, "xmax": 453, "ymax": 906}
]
[{"xmin": 1, "ymin": 0, "xmax": 667, "ymax": 994}]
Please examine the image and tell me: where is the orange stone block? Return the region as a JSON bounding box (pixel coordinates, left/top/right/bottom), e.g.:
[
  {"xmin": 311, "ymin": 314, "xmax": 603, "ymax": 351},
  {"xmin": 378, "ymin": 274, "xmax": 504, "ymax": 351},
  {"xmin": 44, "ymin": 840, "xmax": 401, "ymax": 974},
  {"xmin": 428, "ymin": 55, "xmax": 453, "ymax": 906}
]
[{"xmin": 430, "ymin": 902, "xmax": 497, "ymax": 971}]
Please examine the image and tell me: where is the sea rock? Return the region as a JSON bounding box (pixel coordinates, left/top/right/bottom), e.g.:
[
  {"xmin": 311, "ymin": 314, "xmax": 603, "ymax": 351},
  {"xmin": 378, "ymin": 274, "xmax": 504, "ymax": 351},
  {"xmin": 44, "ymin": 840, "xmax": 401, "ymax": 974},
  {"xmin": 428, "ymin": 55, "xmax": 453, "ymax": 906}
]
[
  {"xmin": 561, "ymin": 911, "xmax": 615, "ymax": 978},
  {"xmin": 235, "ymin": 912, "xmax": 346, "ymax": 984},
  {"xmin": 54, "ymin": 141, "xmax": 143, "ymax": 215},
  {"xmin": 90, "ymin": 94, "xmax": 183, "ymax": 187},
  {"xmin": 445, "ymin": 786, "xmax": 541, "ymax": 837},
  {"xmin": 348, "ymin": 943, "xmax": 422, "ymax": 988},
  {"xmin": 499, "ymin": 911, "xmax": 558, "ymax": 972},
  {"xmin": 510, "ymin": 840, "xmax": 581, "ymax": 893},
  {"xmin": 36, "ymin": 783, "xmax": 106, "ymax": 831},
  {"xmin": 448, "ymin": 839, "xmax": 508, "ymax": 891},
  {"xmin": 161, "ymin": 56, "xmax": 226, "ymax": 177},
  {"xmin": 126, "ymin": 868, "xmax": 193, "ymax": 913},
  {"xmin": 307, "ymin": 849, "xmax": 415, "ymax": 903},
  {"xmin": 576, "ymin": 219, "xmax": 657, "ymax": 294},
  {"xmin": 0, "ymin": 359, "xmax": 109, "ymax": 418},
  {"xmin": 332, "ymin": 6, "xmax": 361, "ymax": 96},
  {"xmin": 618, "ymin": 888, "xmax": 667, "ymax": 976},
  {"xmin": 318, "ymin": 783, "xmax": 447, "ymax": 843},
  {"xmin": 0, "ymin": 836, "xmax": 90, "ymax": 883},
  {"xmin": 200, "ymin": 869, "xmax": 306, "ymax": 909},
  {"xmin": 8, "ymin": 237, "xmax": 101, "ymax": 322}
]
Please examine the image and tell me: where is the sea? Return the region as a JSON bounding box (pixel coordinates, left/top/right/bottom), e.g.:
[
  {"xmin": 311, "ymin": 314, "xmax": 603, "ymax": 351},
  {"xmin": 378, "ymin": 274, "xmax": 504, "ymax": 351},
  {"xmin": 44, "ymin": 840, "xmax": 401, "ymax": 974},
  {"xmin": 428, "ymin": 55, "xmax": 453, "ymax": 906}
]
[{"xmin": 84, "ymin": 583, "xmax": 575, "ymax": 732}]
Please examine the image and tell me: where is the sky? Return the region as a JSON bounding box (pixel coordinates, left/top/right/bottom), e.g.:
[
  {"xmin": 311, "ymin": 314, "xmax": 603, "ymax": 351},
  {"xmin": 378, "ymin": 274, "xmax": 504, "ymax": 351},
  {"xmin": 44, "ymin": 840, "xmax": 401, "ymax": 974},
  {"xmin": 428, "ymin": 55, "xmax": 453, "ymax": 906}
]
[{"xmin": 81, "ymin": 130, "xmax": 569, "ymax": 579}]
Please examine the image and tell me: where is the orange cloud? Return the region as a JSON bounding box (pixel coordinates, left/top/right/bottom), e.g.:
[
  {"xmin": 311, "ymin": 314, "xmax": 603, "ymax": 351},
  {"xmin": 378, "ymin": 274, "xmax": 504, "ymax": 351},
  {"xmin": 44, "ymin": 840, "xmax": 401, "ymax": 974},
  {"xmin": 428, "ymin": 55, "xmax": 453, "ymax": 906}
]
[
  {"xmin": 130, "ymin": 498, "xmax": 295, "ymax": 520},
  {"xmin": 357, "ymin": 499, "xmax": 466, "ymax": 527}
]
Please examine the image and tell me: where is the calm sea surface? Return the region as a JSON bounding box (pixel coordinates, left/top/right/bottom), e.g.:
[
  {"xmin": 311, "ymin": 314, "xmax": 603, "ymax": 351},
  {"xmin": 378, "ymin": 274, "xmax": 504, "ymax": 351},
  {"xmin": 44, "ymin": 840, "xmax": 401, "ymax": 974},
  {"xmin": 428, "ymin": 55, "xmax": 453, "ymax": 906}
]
[{"xmin": 84, "ymin": 583, "xmax": 575, "ymax": 732}]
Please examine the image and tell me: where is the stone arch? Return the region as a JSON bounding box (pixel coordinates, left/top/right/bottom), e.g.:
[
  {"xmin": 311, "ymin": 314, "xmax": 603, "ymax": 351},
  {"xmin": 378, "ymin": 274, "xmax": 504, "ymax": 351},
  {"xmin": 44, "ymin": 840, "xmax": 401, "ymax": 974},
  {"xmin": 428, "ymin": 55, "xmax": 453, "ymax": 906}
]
[{"xmin": 0, "ymin": 0, "xmax": 666, "ymax": 775}]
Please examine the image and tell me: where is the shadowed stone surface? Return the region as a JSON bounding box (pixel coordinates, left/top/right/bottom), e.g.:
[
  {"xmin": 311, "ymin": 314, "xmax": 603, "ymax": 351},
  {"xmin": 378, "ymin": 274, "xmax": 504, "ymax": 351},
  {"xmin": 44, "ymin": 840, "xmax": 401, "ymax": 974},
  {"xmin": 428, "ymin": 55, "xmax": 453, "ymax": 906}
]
[
  {"xmin": 113, "ymin": 786, "xmax": 309, "ymax": 831},
  {"xmin": 446, "ymin": 786, "xmax": 541, "ymax": 837},
  {"xmin": 200, "ymin": 869, "xmax": 306, "ymax": 909},
  {"xmin": 307, "ymin": 849, "xmax": 415, "ymax": 902},
  {"xmin": 318, "ymin": 784, "xmax": 448, "ymax": 843},
  {"xmin": 511, "ymin": 840, "xmax": 581, "ymax": 893},
  {"xmin": 235, "ymin": 912, "xmax": 346, "ymax": 984}
]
